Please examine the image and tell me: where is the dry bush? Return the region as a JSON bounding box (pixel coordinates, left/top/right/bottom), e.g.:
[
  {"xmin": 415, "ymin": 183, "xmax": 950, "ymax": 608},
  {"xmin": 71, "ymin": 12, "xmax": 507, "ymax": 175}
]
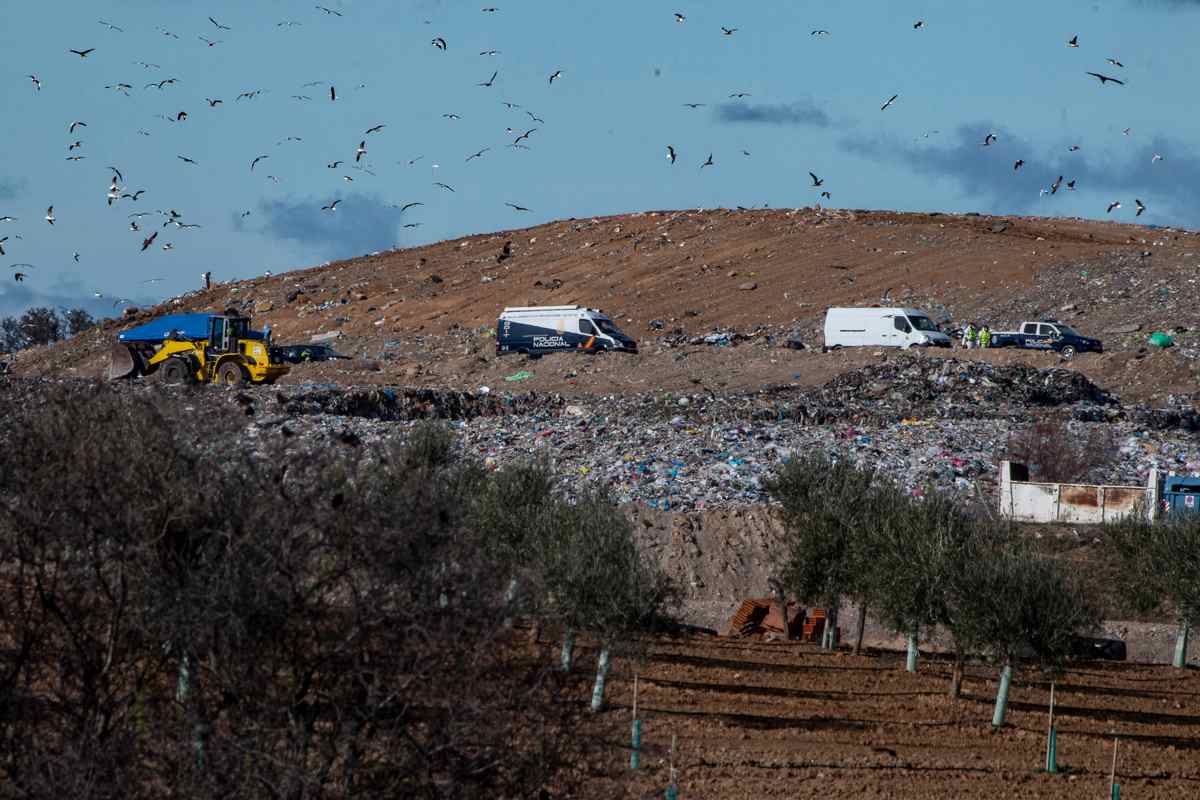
[
  {"xmin": 0, "ymin": 381, "xmax": 592, "ymax": 799},
  {"xmin": 1003, "ymin": 416, "xmax": 1117, "ymax": 483}
]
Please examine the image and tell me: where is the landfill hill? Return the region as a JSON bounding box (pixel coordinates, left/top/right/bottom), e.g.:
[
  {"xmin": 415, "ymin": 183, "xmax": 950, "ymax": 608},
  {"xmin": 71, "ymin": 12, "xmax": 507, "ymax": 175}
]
[{"xmin": 11, "ymin": 206, "xmax": 1200, "ymax": 404}]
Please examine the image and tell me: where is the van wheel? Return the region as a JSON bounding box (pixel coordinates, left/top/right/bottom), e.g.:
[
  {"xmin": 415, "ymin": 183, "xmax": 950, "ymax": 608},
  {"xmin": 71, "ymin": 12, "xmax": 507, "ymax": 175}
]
[{"xmin": 1060, "ymin": 345, "xmax": 1076, "ymax": 360}]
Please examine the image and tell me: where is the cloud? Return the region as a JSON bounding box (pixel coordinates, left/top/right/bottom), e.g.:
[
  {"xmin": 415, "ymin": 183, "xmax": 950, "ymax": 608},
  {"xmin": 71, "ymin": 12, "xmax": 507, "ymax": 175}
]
[
  {"xmin": 840, "ymin": 124, "xmax": 1200, "ymax": 224},
  {"xmin": 257, "ymin": 193, "xmax": 403, "ymax": 258},
  {"xmin": 0, "ymin": 273, "xmax": 146, "ymax": 320},
  {"xmin": 714, "ymin": 100, "xmax": 831, "ymax": 127},
  {"xmin": 0, "ymin": 177, "xmax": 26, "ymax": 201}
]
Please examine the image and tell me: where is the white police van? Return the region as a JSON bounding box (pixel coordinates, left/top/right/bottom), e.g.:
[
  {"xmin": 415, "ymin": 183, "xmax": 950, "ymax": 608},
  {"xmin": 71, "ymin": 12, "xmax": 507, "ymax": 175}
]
[
  {"xmin": 823, "ymin": 307, "xmax": 952, "ymax": 350},
  {"xmin": 496, "ymin": 305, "xmax": 637, "ymax": 357}
]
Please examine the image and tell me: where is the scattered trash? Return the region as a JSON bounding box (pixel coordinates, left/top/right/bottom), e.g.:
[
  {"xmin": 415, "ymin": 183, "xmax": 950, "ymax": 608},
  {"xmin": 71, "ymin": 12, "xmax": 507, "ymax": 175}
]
[{"xmin": 504, "ymin": 370, "xmax": 534, "ymax": 382}]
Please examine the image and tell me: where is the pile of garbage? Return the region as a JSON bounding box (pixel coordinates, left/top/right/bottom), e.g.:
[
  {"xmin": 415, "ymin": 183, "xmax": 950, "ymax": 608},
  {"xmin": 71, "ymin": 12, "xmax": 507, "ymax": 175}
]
[{"xmin": 270, "ymin": 383, "xmax": 563, "ymax": 421}]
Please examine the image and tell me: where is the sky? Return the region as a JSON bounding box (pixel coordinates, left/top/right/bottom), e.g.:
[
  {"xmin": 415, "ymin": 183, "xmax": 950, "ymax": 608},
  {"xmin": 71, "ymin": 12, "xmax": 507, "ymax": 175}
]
[{"xmin": 2, "ymin": 0, "xmax": 1199, "ymax": 318}]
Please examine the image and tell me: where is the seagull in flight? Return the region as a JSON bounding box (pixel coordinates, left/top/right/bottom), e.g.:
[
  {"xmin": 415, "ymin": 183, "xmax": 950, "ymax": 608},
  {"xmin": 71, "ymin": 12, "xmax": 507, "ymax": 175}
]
[
  {"xmin": 1106, "ymin": 201, "xmax": 1121, "ymax": 213},
  {"xmin": 667, "ymin": 145, "xmax": 677, "ymax": 164},
  {"xmin": 45, "ymin": 206, "xmax": 55, "ymax": 225},
  {"xmin": 365, "ymin": 123, "xmax": 386, "ymax": 134},
  {"xmin": 526, "ymin": 111, "xmax": 545, "ymax": 123},
  {"xmin": 811, "ymin": 29, "xmax": 830, "ymax": 36},
  {"xmin": 317, "ymin": 6, "xmax": 343, "ymax": 16},
  {"xmin": 434, "ymin": 182, "xmax": 455, "ymax": 192},
  {"xmin": 682, "ymin": 103, "xmax": 706, "ymax": 109},
  {"xmin": 674, "ymin": 13, "xmax": 685, "ymax": 23},
  {"xmin": 505, "ymin": 202, "xmax": 531, "ymax": 211},
  {"xmin": 478, "ymin": 70, "xmax": 498, "ymax": 87},
  {"xmin": 355, "ymin": 140, "xmax": 367, "ymax": 162},
  {"xmin": 68, "ymin": 120, "xmax": 87, "ymax": 133},
  {"xmin": 251, "ymin": 155, "xmax": 269, "ymax": 171},
  {"xmin": 982, "ymin": 132, "xmax": 997, "ymax": 146},
  {"xmin": 1152, "ymin": 153, "xmax": 1163, "ymax": 163},
  {"xmin": 140, "ymin": 231, "xmax": 157, "ymax": 250},
  {"xmin": 1135, "ymin": 198, "xmax": 1146, "ymax": 216},
  {"xmin": 99, "ymin": 20, "xmax": 124, "ymax": 32},
  {"xmin": 69, "ymin": 48, "xmax": 96, "ymax": 58},
  {"xmin": 28, "ymin": 75, "xmax": 42, "ymax": 90},
  {"xmin": 394, "ymin": 201, "xmax": 423, "ymax": 213},
  {"xmin": 209, "ymin": 16, "xmax": 231, "ymax": 30},
  {"xmin": 549, "ymin": 69, "xmax": 564, "ymax": 84},
  {"xmin": 913, "ymin": 20, "xmax": 924, "ymax": 29},
  {"xmin": 729, "ymin": 92, "xmax": 751, "ymax": 98},
  {"xmin": 700, "ymin": 153, "xmax": 714, "ymax": 169},
  {"xmin": 1013, "ymin": 159, "xmax": 1024, "ymax": 170},
  {"xmin": 466, "ymin": 147, "xmax": 490, "ymax": 161},
  {"xmin": 1050, "ymin": 175, "xmax": 1063, "ymax": 194},
  {"xmin": 432, "ymin": 37, "xmax": 447, "ymax": 50},
  {"xmin": 1086, "ymin": 71, "xmax": 1124, "ymax": 85},
  {"xmin": 1067, "ymin": 35, "xmax": 1078, "ymax": 48},
  {"xmin": 721, "ymin": 27, "xmax": 737, "ymax": 36},
  {"xmin": 178, "ymin": 155, "xmax": 198, "ymax": 164},
  {"xmin": 808, "ymin": 172, "xmax": 823, "ymax": 187},
  {"xmin": 481, "ymin": 49, "xmax": 501, "ymax": 55},
  {"xmin": 321, "ymin": 199, "xmax": 341, "ymax": 211},
  {"xmin": 1106, "ymin": 57, "xmax": 1124, "ymax": 68},
  {"xmin": 880, "ymin": 94, "xmax": 898, "ymax": 111},
  {"xmin": 1068, "ymin": 144, "xmax": 1081, "ymax": 152}
]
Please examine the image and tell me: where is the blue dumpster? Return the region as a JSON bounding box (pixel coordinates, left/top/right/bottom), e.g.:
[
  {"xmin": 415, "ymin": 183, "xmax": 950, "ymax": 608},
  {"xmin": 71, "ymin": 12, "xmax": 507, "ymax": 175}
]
[{"xmin": 1163, "ymin": 476, "xmax": 1200, "ymax": 516}]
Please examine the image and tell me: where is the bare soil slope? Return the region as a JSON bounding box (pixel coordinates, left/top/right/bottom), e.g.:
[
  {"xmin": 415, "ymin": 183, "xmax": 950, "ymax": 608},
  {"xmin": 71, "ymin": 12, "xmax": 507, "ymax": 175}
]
[{"xmin": 13, "ymin": 208, "xmax": 1200, "ymax": 403}]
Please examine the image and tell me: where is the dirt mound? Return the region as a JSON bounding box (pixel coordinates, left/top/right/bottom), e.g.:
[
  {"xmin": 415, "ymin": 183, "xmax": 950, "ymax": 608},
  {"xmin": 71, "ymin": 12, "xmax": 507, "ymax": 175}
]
[{"xmin": 10, "ymin": 208, "xmax": 1200, "ymax": 404}]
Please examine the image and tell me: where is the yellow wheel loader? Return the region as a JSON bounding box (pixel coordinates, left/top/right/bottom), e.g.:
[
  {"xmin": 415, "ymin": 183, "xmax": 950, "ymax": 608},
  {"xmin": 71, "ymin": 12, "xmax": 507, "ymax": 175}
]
[{"xmin": 107, "ymin": 312, "xmax": 289, "ymax": 385}]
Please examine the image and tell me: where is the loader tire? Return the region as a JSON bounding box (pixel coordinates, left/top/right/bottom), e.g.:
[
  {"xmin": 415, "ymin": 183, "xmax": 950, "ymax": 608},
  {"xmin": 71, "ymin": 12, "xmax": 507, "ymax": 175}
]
[
  {"xmin": 160, "ymin": 358, "xmax": 193, "ymax": 384},
  {"xmin": 217, "ymin": 361, "xmax": 246, "ymax": 385}
]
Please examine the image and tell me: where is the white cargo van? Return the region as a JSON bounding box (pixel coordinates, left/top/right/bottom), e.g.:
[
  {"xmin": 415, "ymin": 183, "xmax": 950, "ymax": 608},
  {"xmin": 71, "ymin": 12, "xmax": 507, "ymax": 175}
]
[
  {"xmin": 823, "ymin": 307, "xmax": 952, "ymax": 350},
  {"xmin": 496, "ymin": 305, "xmax": 637, "ymax": 357}
]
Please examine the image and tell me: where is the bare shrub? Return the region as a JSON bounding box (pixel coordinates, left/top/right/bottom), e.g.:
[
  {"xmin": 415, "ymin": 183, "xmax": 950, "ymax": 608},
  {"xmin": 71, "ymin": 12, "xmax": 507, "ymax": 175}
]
[
  {"xmin": 1003, "ymin": 417, "xmax": 1117, "ymax": 483},
  {"xmin": 0, "ymin": 381, "xmax": 593, "ymax": 798}
]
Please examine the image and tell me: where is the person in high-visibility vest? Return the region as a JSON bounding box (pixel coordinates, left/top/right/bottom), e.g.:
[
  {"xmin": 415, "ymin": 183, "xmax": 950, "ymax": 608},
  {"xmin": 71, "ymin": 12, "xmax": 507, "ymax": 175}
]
[
  {"xmin": 961, "ymin": 323, "xmax": 976, "ymax": 349},
  {"xmin": 979, "ymin": 325, "xmax": 992, "ymax": 349}
]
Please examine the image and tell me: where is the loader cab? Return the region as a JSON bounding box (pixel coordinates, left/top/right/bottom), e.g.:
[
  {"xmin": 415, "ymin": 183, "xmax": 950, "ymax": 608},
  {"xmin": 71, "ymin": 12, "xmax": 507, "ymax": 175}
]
[{"xmin": 208, "ymin": 315, "xmax": 248, "ymax": 354}]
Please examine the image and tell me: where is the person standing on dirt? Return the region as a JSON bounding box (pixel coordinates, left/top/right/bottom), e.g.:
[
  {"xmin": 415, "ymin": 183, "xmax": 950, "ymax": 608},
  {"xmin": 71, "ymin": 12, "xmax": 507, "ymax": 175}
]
[
  {"xmin": 961, "ymin": 323, "xmax": 976, "ymax": 349},
  {"xmin": 979, "ymin": 325, "xmax": 992, "ymax": 349}
]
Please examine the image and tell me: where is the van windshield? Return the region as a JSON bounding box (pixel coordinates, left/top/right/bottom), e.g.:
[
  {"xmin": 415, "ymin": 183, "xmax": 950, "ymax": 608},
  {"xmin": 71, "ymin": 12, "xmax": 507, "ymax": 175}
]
[
  {"xmin": 908, "ymin": 315, "xmax": 939, "ymax": 332},
  {"xmin": 594, "ymin": 317, "xmax": 624, "ymax": 337}
]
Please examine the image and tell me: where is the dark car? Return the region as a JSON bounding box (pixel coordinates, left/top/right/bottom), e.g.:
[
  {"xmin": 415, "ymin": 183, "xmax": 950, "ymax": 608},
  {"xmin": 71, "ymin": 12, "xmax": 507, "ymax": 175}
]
[
  {"xmin": 989, "ymin": 321, "xmax": 1103, "ymax": 359},
  {"xmin": 271, "ymin": 344, "xmax": 351, "ymax": 364}
]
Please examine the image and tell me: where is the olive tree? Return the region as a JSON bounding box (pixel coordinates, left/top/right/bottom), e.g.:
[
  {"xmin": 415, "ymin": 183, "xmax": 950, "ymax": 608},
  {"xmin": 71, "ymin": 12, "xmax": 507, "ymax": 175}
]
[
  {"xmin": 537, "ymin": 489, "xmax": 676, "ymax": 712},
  {"xmin": 950, "ymin": 540, "xmax": 1101, "ymax": 727},
  {"xmin": 1106, "ymin": 509, "xmax": 1200, "ymax": 668},
  {"xmin": 766, "ymin": 453, "xmax": 883, "ymax": 650},
  {"xmin": 862, "ymin": 487, "xmax": 978, "ymax": 674}
]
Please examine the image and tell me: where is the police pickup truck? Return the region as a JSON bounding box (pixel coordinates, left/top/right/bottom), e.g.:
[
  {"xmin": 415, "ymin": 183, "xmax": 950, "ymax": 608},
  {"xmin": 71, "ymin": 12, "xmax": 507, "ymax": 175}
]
[{"xmin": 988, "ymin": 321, "xmax": 1103, "ymax": 359}]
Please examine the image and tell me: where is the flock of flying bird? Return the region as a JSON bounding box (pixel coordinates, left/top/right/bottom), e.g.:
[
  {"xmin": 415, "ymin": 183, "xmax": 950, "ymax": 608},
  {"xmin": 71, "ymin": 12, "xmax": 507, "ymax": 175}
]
[{"xmin": 1, "ymin": 10, "xmax": 1166, "ymax": 301}]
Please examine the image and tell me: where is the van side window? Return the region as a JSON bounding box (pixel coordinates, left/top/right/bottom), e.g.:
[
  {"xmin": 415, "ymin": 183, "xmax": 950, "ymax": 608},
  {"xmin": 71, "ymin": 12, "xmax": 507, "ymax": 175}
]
[
  {"xmin": 1022, "ymin": 323, "xmax": 1038, "ymax": 335},
  {"xmin": 1039, "ymin": 324, "xmax": 1057, "ymax": 336},
  {"xmin": 893, "ymin": 317, "xmax": 911, "ymax": 333},
  {"xmin": 579, "ymin": 319, "xmax": 597, "ymax": 335}
]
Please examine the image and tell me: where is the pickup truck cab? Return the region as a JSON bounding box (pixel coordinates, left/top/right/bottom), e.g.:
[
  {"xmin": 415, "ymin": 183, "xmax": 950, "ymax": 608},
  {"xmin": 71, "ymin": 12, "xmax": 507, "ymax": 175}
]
[{"xmin": 989, "ymin": 321, "xmax": 1103, "ymax": 359}]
